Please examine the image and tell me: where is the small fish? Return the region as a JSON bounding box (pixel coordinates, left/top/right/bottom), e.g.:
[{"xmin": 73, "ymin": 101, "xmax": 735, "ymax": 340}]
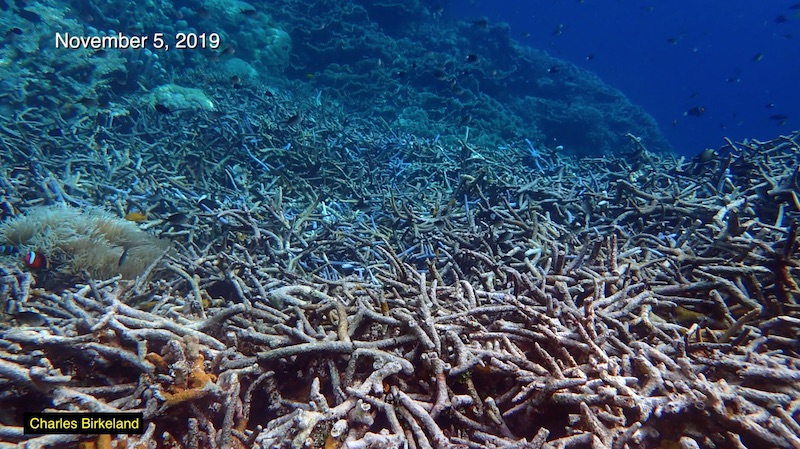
[
  {"xmin": 775, "ymin": 15, "xmax": 789, "ymax": 24},
  {"xmin": 753, "ymin": 52, "xmax": 764, "ymax": 62},
  {"xmin": 432, "ymin": 68, "xmax": 447, "ymax": 81},
  {"xmin": 765, "ymin": 103, "xmax": 775, "ymax": 108},
  {"xmin": 240, "ymin": 8, "xmax": 257, "ymax": 17},
  {"xmin": 78, "ymin": 97, "xmax": 99, "ymax": 107},
  {"xmin": 286, "ymin": 114, "xmax": 303, "ymax": 126},
  {"xmin": 166, "ymin": 212, "xmax": 188, "ymax": 225},
  {"xmin": 457, "ymin": 114, "xmax": 472, "ymax": 126},
  {"xmin": 695, "ymin": 148, "xmax": 716, "ymax": 163},
  {"xmin": 684, "ymin": 106, "xmax": 706, "ymax": 117},
  {"xmin": 666, "ymin": 37, "xmax": 678, "ymax": 45},
  {"xmin": 791, "ymin": 3, "xmax": 800, "ymax": 10},
  {"xmin": 124, "ymin": 211, "xmax": 147, "ymax": 222},
  {"xmin": 521, "ymin": 32, "xmax": 531, "ymax": 39},
  {"xmin": 465, "ymin": 54, "xmax": 478, "ymax": 63},
  {"xmin": 19, "ymin": 9, "xmax": 42, "ymax": 23},
  {"xmin": 585, "ymin": 54, "xmax": 594, "ymax": 61},
  {"xmin": 548, "ymin": 66, "xmax": 560, "ymax": 74},
  {"xmin": 769, "ymin": 114, "xmax": 789, "ymax": 121},
  {"xmin": 473, "ymin": 18, "xmax": 489, "ymax": 29},
  {"xmin": 118, "ymin": 247, "xmax": 129, "ymax": 267},
  {"xmin": 154, "ymin": 104, "xmax": 172, "ymax": 114},
  {"xmin": 198, "ymin": 197, "xmax": 220, "ymax": 213},
  {"xmin": 5, "ymin": 27, "xmax": 22, "ymax": 39},
  {"xmin": 552, "ymin": 23, "xmax": 564, "ymax": 36},
  {"xmin": 12, "ymin": 310, "xmax": 46, "ymax": 326},
  {"xmin": 23, "ymin": 251, "xmax": 48, "ymax": 269}
]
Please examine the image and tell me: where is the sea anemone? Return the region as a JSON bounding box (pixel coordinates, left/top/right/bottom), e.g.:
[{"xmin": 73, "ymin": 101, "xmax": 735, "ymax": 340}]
[{"xmin": 0, "ymin": 204, "xmax": 170, "ymax": 283}]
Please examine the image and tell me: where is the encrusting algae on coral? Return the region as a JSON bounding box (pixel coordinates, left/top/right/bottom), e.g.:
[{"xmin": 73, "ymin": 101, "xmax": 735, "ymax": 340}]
[
  {"xmin": 154, "ymin": 336, "xmax": 220, "ymax": 409},
  {"xmin": 162, "ymin": 354, "xmax": 218, "ymax": 408},
  {"xmin": 144, "ymin": 352, "xmax": 169, "ymax": 373}
]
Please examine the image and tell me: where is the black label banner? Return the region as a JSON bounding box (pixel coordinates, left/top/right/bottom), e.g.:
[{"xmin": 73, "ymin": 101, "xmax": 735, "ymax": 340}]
[{"xmin": 23, "ymin": 412, "xmax": 144, "ymax": 435}]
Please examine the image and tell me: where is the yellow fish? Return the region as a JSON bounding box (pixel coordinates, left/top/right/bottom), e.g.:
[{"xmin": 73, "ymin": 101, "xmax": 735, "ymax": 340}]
[{"xmin": 124, "ymin": 212, "xmax": 147, "ymax": 222}]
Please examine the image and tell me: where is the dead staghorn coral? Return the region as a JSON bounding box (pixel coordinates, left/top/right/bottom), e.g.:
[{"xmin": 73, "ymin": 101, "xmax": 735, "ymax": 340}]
[
  {"xmin": 1, "ymin": 200, "xmax": 799, "ymax": 449},
  {"xmin": 1, "ymin": 70, "xmax": 799, "ymax": 447}
]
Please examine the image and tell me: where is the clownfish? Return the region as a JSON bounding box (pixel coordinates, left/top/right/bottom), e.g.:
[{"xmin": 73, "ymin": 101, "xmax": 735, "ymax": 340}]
[{"xmin": 23, "ymin": 251, "xmax": 48, "ymax": 269}]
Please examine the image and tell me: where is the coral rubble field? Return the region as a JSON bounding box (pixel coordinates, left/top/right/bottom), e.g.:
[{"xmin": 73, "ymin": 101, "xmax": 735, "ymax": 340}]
[{"xmin": 1, "ymin": 0, "xmax": 799, "ymax": 448}]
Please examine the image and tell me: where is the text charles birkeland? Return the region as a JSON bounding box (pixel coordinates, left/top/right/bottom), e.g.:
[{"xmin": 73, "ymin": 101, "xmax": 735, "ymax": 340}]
[
  {"xmin": 24, "ymin": 413, "xmax": 144, "ymax": 435},
  {"xmin": 54, "ymin": 31, "xmax": 220, "ymax": 52}
]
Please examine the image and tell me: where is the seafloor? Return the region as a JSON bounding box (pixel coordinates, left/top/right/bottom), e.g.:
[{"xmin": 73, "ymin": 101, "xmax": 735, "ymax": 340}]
[{"xmin": 1, "ymin": 1, "xmax": 800, "ymax": 449}]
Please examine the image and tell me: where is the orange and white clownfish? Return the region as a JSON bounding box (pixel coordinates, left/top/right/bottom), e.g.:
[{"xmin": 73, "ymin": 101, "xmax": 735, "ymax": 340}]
[{"xmin": 23, "ymin": 251, "xmax": 48, "ymax": 269}]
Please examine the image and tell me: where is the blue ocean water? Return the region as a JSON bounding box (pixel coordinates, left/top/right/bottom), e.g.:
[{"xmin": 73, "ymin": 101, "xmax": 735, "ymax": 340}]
[{"xmin": 446, "ymin": 0, "xmax": 800, "ymax": 157}]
